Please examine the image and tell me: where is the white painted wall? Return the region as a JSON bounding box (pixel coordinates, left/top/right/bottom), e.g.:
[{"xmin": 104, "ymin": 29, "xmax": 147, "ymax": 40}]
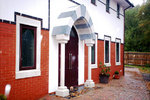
[
  {"xmin": 0, "ymin": 0, "xmax": 48, "ymax": 28},
  {"xmin": 50, "ymin": 0, "xmax": 125, "ymax": 43},
  {"xmin": 49, "ymin": 0, "xmax": 126, "ymax": 93},
  {"xmin": 0, "ymin": 0, "xmax": 127, "ymax": 93}
]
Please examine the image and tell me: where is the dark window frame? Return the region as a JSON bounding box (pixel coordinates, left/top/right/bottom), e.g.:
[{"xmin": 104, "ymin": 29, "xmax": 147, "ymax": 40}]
[
  {"xmin": 19, "ymin": 24, "xmax": 36, "ymax": 70},
  {"xmin": 117, "ymin": 3, "xmax": 120, "ymax": 18},
  {"xmin": 91, "ymin": 0, "xmax": 96, "ymax": 5},
  {"xmin": 106, "ymin": 0, "xmax": 110, "ymax": 13}
]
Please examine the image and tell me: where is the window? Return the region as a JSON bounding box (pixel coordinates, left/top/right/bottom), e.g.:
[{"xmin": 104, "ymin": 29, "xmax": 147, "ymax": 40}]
[
  {"xmin": 117, "ymin": 3, "xmax": 120, "ymax": 18},
  {"xmin": 104, "ymin": 36, "xmax": 111, "ymax": 66},
  {"xmin": 116, "ymin": 43, "xmax": 119, "ymax": 62},
  {"xmin": 20, "ymin": 24, "xmax": 36, "ymax": 70},
  {"xmin": 91, "ymin": 44, "xmax": 95, "ymax": 64},
  {"xmin": 91, "ymin": 34, "xmax": 97, "ymax": 68},
  {"xmin": 16, "ymin": 15, "xmax": 41, "ymax": 79},
  {"xmin": 91, "ymin": 0, "xmax": 96, "ymax": 5},
  {"xmin": 105, "ymin": 40, "xmax": 109, "ymax": 63},
  {"xmin": 116, "ymin": 39, "xmax": 121, "ymax": 65},
  {"xmin": 106, "ymin": 0, "xmax": 110, "ymax": 13}
]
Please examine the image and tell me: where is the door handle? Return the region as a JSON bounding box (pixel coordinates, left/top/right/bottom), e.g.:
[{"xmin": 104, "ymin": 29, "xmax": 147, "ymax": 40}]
[{"xmin": 69, "ymin": 53, "xmax": 72, "ymax": 69}]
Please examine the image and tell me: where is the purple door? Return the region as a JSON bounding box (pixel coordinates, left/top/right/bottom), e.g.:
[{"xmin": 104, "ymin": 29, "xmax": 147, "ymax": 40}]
[{"xmin": 58, "ymin": 27, "xmax": 78, "ymax": 88}]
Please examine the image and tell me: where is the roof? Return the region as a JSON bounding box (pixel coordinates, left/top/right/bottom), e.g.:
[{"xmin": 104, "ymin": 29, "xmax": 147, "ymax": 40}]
[
  {"xmin": 125, "ymin": 0, "xmax": 134, "ymax": 7},
  {"xmin": 114, "ymin": 0, "xmax": 134, "ymax": 9}
]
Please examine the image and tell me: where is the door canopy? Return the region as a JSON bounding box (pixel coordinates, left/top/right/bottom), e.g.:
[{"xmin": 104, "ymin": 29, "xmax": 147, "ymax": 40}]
[{"xmin": 52, "ymin": 4, "xmax": 95, "ymax": 43}]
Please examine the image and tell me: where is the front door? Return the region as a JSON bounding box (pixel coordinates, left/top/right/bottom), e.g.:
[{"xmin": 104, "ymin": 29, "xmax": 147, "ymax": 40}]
[
  {"xmin": 58, "ymin": 27, "xmax": 78, "ymax": 88},
  {"xmin": 65, "ymin": 27, "xmax": 78, "ymax": 88}
]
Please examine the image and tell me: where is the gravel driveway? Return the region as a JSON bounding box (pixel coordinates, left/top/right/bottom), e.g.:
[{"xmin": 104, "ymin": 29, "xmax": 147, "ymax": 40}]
[{"xmin": 40, "ymin": 67, "xmax": 150, "ymax": 100}]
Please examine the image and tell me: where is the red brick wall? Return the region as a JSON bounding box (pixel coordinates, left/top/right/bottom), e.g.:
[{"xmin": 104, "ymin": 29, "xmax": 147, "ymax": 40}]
[
  {"xmin": 0, "ymin": 22, "xmax": 49, "ymax": 100},
  {"xmin": 84, "ymin": 40, "xmax": 124, "ymax": 83}
]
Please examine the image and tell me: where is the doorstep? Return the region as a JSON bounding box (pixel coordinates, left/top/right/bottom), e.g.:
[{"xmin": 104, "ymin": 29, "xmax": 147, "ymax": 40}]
[{"xmin": 39, "ymin": 85, "xmax": 102, "ymax": 100}]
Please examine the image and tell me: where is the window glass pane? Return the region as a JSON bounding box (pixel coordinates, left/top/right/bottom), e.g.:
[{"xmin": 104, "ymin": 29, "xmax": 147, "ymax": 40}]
[
  {"xmin": 117, "ymin": 4, "xmax": 120, "ymax": 18},
  {"xmin": 105, "ymin": 40, "xmax": 109, "ymax": 63},
  {"xmin": 106, "ymin": 0, "xmax": 110, "ymax": 12},
  {"xmin": 21, "ymin": 27, "xmax": 35, "ymax": 67},
  {"xmin": 91, "ymin": 0, "xmax": 96, "ymax": 4},
  {"xmin": 91, "ymin": 44, "xmax": 95, "ymax": 64},
  {"xmin": 116, "ymin": 43, "xmax": 119, "ymax": 62}
]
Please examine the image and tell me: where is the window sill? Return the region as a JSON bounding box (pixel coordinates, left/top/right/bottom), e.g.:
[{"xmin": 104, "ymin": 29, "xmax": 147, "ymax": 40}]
[
  {"xmin": 91, "ymin": 64, "xmax": 97, "ymax": 69},
  {"xmin": 116, "ymin": 62, "xmax": 121, "ymax": 66},
  {"xmin": 16, "ymin": 70, "xmax": 41, "ymax": 79},
  {"xmin": 104, "ymin": 63, "xmax": 111, "ymax": 67}
]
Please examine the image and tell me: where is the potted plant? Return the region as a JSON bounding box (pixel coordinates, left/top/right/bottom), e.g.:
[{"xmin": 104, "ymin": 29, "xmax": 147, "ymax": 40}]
[
  {"xmin": 114, "ymin": 71, "xmax": 120, "ymax": 79},
  {"xmin": 0, "ymin": 84, "xmax": 11, "ymax": 100},
  {"xmin": 0, "ymin": 94, "xmax": 7, "ymax": 100},
  {"xmin": 99, "ymin": 62, "xmax": 110, "ymax": 83}
]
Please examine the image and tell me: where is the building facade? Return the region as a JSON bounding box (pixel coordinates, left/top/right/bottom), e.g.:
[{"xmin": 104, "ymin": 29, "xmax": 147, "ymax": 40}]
[{"xmin": 0, "ymin": 0, "xmax": 133, "ymax": 99}]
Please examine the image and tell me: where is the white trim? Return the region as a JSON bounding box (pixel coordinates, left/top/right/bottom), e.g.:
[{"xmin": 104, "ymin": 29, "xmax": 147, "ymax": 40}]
[
  {"xmin": 15, "ymin": 15, "xmax": 42, "ymax": 79},
  {"xmin": 115, "ymin": 38, "xmax": 121, "ymax": 65},
  {"xmin": 91, "ymin": 34, "xmax": 97, "ymax": 69},
  {"xmin": 74, "ymin": 25, "xmax": 85, "ymax": 85},
  {"xmin": 104, "ymin": 36, "xmax": 111, "ymax": 67}
]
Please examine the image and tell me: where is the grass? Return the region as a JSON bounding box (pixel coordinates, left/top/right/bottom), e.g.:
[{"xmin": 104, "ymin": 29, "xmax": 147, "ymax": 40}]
[{"xmin": 125, "ymin": 65, "xmax": 150, "ymax": 73}]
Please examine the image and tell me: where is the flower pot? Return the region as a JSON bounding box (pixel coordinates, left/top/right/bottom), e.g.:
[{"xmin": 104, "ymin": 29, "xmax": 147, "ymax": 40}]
[
  {"xmin": 99, "ymin": 74, "xmax": 110, "ymax": 83},
  {"xmin": 114, "ymin": 74, "xmax": 120, "ymax": 79}
]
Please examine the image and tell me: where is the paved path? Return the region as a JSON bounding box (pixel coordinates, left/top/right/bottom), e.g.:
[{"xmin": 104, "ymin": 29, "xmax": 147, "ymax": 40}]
[{"xmin": 40, "ymin": 68, "xmax": 150, "ymax": 100}]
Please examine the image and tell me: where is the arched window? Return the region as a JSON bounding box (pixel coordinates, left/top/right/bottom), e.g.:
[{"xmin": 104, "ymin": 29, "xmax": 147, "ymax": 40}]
[{"xmin": 20, "ymin": 24, "xmax": 36, "ymax": 70}]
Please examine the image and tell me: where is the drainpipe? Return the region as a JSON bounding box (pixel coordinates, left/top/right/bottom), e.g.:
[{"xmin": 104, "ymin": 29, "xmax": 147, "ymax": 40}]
[{"xmin": 123, "ymin": 5, "xmax": 131, "ymax": 76}]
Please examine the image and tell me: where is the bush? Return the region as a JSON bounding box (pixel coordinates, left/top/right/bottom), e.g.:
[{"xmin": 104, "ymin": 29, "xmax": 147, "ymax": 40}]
[
  {"xmin": 114, "ymin": 71, "xmax": 119, "ymax": 75},
  {"xmin": 99, "ymin": 62, "xmax": 110, "ymax": 76},
  {"xmin": 0, "ymin": 94, "xmax": 7, "ymax": 100},
  {"xmin": 145, "ymin": 64, "xmax": 150, "ymax": 67}
]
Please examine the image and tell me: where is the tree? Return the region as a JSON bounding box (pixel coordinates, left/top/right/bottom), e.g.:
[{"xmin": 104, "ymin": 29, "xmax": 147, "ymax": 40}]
[
  {"xmin": 125, "ymin": 6, "xmax": 142, "ymax": 51},
  {"xmin": 137, "ymin": 0, "xmax": 150, "ymax": 51},
  {"xmin": 125, "ymin": 1, "xmax": 150, "ymax": 52}
]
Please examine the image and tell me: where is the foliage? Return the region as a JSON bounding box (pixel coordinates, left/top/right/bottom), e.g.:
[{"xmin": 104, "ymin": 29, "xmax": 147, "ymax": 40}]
[
  {"xmin": 125, "ymin": 1, "xmax": 150, "ymax": 52},
  {"xmin": 145, "ymin": 64, "xmax": 150, "ymax": 68},
  {"xmin": 0, "ymin": 94, "xmax": 7, "ymax": 100},
  {"xmin": 99, "ymin": 62, "xmax": 110, "ymax": 76},
  {"xmin": 114, "ymin": 71, "xmax": 119, "ymax": 75}
]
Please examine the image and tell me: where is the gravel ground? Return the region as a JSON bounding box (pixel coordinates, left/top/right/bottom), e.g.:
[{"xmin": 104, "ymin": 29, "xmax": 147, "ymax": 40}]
[
  {"xmin": 40, "ymin": 67, "xmax": 150, "ymax": 100},
  {"xmin": 142, "ymin": 73, "xmax": 150, "ymax": 81}
]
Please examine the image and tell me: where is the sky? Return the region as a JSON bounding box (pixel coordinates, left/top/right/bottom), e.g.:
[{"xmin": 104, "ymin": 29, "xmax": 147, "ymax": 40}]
[{"xmin": 129, "ymin": 0, "xmax": 146, "ymax": 6}]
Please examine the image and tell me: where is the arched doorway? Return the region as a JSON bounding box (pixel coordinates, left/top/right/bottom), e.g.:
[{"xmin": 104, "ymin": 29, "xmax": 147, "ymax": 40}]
[{"xmin": 52, "ymin": 4, "xmax": 95, "ymax": 97}]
